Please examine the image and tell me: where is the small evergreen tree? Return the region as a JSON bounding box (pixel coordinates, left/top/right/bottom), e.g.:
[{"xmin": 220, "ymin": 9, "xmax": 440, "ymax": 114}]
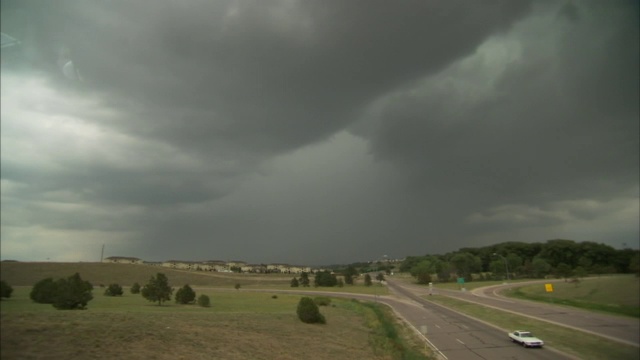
[
  {"xmin": 344, "ymin": 274, "xmax": 353, "ymax": 285},
  {"xmin": 175, "ymin": 284, "xmax": 196, "ymax": 304},
  {"xmin": 141, "ymin": 273, "xmax": 173, "ymax": 306},
  {"xmin": 52, "ymin": 273, "xmax": 94, "ymax": 310},
  {"xmin": 297, "ymin": 297, "xmax": 325, "ymax": 324},
  {"xmin": 364, "ymin": 274, "xmax": 372, "ymax": 287},
  {"xmin": 299, "ymin": 272, "xmax": 310, "ymax": 287},
  {"xmin": 197, "ymin": 294, "xmax": 210, "ymax": 307},
  {"xmin": 104, "ymin": 283, "xmax": 124, "ymax": 296},
  {"xmin": 376, "ymin": 273, "xmax": 385, "ymax": 282},
  {"xmin": 130, "ymin": 282, "xmax": 141, "ymax": 294},
  {"xmin": 234, "ymin": 283, "xmax": 241, "ymax": 290},
  {"xmin": 290, "ymin": 277, "xmax": 299, "ymax": 287},
  {"xmin": 0, "ymin": 280, "xmax": 13, "ymax": 299},
  {"xmin": 30, "ymin": 277, "xmax": 58, "ymax": 304}
]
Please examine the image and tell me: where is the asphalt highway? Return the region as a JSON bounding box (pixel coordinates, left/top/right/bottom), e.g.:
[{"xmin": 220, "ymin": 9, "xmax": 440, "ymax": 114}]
[{"xmin": 392, "ymin": 278, "xmax": 640, "ymax": 348}]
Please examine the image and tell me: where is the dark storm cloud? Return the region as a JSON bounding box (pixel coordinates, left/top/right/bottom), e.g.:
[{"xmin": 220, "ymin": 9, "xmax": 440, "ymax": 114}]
[
  {"xmin": 11, "ymin": 0, "xmax": 531, "ymax": 154},
  {"xmin": 360, "ymin": 0, "xmax": 639, "ymax": 212},
  {"xmin": 1, "ymin": 0, "xmax": 637, "ymax": 264}
]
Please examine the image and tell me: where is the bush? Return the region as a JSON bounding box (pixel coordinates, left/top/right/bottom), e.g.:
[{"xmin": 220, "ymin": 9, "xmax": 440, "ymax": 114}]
[
  {"xmin": 175, "ymin": 284, "xmax": 196, "ymax": 304},
  {"xmin": 30, "ymin": 277, "xmax": 58, "ymax": 304},
  {"xmin": 51, "ymin": 273, "xmax": 94, "ymax": 310},
  {"xmin": 104, "ymin": 283, "xmax": 124, "ymax": 296},
  {"xmin": 0, "ymin": 280, "xmax": 13, "ymax": 299},
  {"xmin": 297, "ymin": 297, "xmax": 325, "ymax": 324},
  {"xmin": 130, "ymin": 282, "xmax": 141, "ymax": 294},
  {"xmin": 272, "ymin": 295, "xmax": 278, "ymax": 299},
  {"xmin": 197, "ymin": 294, "xmax": 210, "ymax": 307},
  {"xmin": 234, "ymin": 283, "xmax": 241, "ymax": 290},
  {"xmin": 290, "ymin": 277, "xmax": 299, "ymax": 287},
  {"xmin": 314, "ymin": 296, "xmax": 331, "ymax": 306}
]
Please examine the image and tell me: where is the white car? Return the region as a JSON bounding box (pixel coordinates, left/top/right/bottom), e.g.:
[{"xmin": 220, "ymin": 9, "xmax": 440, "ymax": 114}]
[{"xmin": 508, "ymin": 330, "xmax": 544, "ymax": 348}]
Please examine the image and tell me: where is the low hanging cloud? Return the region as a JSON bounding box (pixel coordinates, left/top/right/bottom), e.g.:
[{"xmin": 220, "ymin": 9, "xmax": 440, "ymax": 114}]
[{"xmin": 1, "ymin": 0, "xmax": 637, "ymax": 265}]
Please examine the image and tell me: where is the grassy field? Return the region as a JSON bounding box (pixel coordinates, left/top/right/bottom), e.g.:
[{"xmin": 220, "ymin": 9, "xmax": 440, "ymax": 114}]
[
  {"xmin": 503, "ymin": 275, "xmax": 640, "ymax": 318},
  {"xmin": 425, "ymin": 295, "xmax": 638, "ymax": 360},
  {"xmin": 0, "ymin": 262, "xmax": 389, "ymax": 295},
  {"xmin": 0, "ymin": 263, "xmax": 417, "ymax": 359}
]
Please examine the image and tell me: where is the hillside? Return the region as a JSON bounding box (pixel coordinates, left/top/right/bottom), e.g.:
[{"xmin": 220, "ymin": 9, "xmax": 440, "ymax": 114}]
[{"xmin": 0, "ymin": 262, "xmax": 290, "ymax": 287}]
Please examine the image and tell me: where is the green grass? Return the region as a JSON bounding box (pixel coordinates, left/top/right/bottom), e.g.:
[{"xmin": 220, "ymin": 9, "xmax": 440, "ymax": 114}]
[
  {"xmin": 504, "ymin": 275, "xmax": 640, "ymax": 318},
  {"xmin": 425, "ymin": 295, "xmax": 638, "ymax": 360},
  {"xmin": 1, "ymin": 285, "xmax": 429, "ymax": 359}
]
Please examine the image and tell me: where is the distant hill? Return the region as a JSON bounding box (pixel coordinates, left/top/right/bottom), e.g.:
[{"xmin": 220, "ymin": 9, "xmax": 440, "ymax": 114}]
[{"xmin": 0, "ymin": 262, "xmax": 289, "ymax": 287}]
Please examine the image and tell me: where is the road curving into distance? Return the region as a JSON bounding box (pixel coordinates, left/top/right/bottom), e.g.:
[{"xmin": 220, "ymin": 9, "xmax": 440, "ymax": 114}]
[{"xmin": 393, "ymin": 278, "xmax": 639, "ymax": 348}]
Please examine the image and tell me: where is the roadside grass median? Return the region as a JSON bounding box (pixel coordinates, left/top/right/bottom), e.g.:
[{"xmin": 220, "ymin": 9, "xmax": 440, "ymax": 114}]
[
  {"xmin": 502, "ymin": 275, "xmax": 640, "ymax": 318},
  {"xmin": 425, "ymin": 294, "xmax": 638, "ymax": 360}
]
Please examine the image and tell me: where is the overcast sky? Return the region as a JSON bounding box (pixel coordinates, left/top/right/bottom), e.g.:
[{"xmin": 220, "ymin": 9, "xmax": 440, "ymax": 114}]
[{"xmin": 1, "ymin": 0, "xmax": 638, "ymax": 265}]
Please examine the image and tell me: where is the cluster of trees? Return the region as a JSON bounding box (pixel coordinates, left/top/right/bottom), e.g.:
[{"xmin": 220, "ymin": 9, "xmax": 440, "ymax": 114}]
[
  {"xmin": 24, "ymin": 272, "xmax": 214, "ymax": 310},
  {"xmin": 400, "ymin": 240, "xmax": 640, "ymax": 283},
  {"xmin": 30, "ymin": 273, "xmax": 93, "ymax": 310}
]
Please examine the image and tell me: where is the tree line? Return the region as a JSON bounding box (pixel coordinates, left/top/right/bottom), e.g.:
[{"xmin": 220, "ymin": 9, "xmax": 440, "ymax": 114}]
[{"xmin": 398, "ymin": 239, "xmax": 640, "ymax": 283}]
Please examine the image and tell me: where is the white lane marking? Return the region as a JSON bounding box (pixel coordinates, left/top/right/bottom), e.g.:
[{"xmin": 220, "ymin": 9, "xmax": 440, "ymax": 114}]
[{"xmin": 456, "ymin": 339, "xmax": 465, "ymax": 345}]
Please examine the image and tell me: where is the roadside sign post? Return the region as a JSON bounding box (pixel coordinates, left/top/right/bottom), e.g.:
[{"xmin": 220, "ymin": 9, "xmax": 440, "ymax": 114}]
[
  {"xmin": 545, "ymin": 283, "xmax": 554, "ymax": 304},
  {"xmin": 458, "ymin": 277, "xmax": 465, "ymax": 291}
]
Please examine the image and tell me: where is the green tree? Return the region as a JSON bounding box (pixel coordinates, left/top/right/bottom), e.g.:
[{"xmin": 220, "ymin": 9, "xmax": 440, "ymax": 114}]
[
  {"xmin": 175, "ymin": 284, "xmax": 196, "ymax": 304},
  {"xmin": 197, "ymin": 294, "xmax": 210, "ymax": 307},
  {"xmin": 410, "ymin": 259, "xmax": 437, "ymax": 284},
  {"xmin": 337, "ymin": 278, "xmax": 344, "ymax": 287},
  {"xmin": 104, "ymin": 283, "xmax": 123, "ymax": 296},
  {"xmin": 376, "ymin": 273, "xmax": 385, "ymax": 282},
  {"xmin": 343, "ymin": 274, "xmax": 353, "ymax": 285},
  {"xmin": 573, "ymin": 266, "xmax": 588, "ymax": 279},
  {"xmin": 299, "ymin": 272, "xmax": 310, "ymax": 287},
  {"xmin": 629, "ymin": 252, "xmax": 640, "ymax": 276},
  {"xmin": 130, "ymin": 282, "xmax": 141, "ymax": 294},
  {"xmin": 52, "ymin": 273, "xmax": 94, "ymax": 310},
  {"xmin": 364, "ymin": 274, "xmax": 372, "ymax": 287},
  {"xmin": 314, "ymin": 271, "xmax": 337, "ymax": 287},
  {"xmin": 297, "ymin": 297, "xmax": 325, "ymax": 324},
  {"xmin": 450, "ymin": 252, "xmax": 482, "ymax": 281},
  {"xmin": 344, "ymin": 265, "xmax": 357, "ymax": 285},
  {"xmin": 0, "ymin": 280, "xmax": 13, "ymax": 299},
  {"xmin": 30, "ymin": 277, "xmax": 57, "ymax": 304},
  {"xmin": 234, "ymin": 283, "xmax": 241, "ymax": 290},
  {"xmin": 290, "ymin": 277, "xmax": 299, "ymax": 287},
  {"xmin": 141, "ymin": 273, "xmax": 173, "ymax": 306},
  {"xmin": 531, "ymin": 257, "xmax": 551, "ymax": 278},
  {"xmin": 555, "ymin": 263, "xmax": 573, "ymax": 281}
]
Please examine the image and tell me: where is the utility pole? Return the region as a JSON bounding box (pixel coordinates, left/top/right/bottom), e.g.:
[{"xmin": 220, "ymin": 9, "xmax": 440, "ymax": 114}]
[{"xmin": 100, "ymin": 244, "xmax": 105, "ymax": 263}]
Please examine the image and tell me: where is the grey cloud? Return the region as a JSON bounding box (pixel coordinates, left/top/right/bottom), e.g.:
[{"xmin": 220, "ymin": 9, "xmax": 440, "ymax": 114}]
[
  {"xmin": 359, "ymin": 0, "xmax": 639, "ymax": 213},
  {"xmin": 1, "ymin": 0, "xmax": 637, "ymax": 264}
]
